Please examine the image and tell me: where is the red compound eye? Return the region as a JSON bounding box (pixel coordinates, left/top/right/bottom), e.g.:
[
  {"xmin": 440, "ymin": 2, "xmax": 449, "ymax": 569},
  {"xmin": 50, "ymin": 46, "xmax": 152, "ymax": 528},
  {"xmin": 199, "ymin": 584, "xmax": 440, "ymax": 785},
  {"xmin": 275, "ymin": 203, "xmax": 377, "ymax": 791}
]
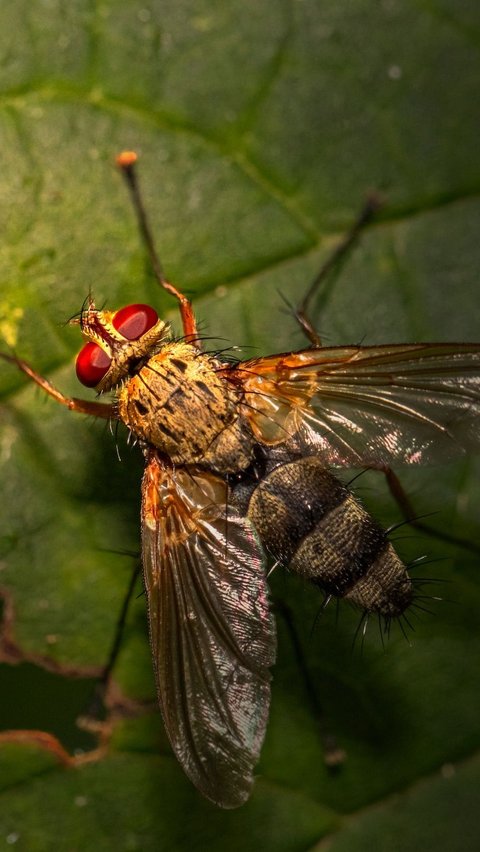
[
  {"xmin": 112, "ymin": 303, "xmax": 158, "ymax": 340},
  {"xmin": 76, "ymin": 342, "xmax": 112, "ymax": 387}
]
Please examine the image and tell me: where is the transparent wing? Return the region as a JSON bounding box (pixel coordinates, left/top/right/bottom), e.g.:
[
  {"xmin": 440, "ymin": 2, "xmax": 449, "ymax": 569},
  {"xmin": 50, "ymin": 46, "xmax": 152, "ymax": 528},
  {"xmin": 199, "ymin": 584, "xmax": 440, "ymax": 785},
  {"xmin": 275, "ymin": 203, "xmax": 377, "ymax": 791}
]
[
  {"xmin": 236, "ymin": 343, "xmax": 480, "ymax": 466},
  {"xmin": 141, "ymin": 453, "xmax": 275, "ymax": 808}
]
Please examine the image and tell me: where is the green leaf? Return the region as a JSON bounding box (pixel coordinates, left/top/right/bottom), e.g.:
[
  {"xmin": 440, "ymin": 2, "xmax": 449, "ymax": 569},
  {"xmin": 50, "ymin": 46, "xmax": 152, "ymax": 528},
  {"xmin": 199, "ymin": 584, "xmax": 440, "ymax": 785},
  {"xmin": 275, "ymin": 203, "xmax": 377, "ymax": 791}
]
[{"xmin": 1, "ymin": 0, "xmax": 479, "ymax": 848}]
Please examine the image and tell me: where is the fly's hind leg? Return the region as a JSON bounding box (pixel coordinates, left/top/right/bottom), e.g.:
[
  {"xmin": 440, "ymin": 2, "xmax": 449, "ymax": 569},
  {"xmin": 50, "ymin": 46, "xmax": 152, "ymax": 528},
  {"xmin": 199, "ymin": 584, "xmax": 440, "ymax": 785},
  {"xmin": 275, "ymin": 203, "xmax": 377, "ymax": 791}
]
[
  {"xmin": 373, "ymin": 464, "xmax": 480, "ymax": 557},
  {"xmin": 276, "ymin": 598, "xmax": 346, "ymax": 770},
  {"xmin": 0, "ymin": 353, "xmax": 115, "ymax": 418},
  {"xmin": 295, "ymin": 194, "xmax": 383, "ymax": 346}
]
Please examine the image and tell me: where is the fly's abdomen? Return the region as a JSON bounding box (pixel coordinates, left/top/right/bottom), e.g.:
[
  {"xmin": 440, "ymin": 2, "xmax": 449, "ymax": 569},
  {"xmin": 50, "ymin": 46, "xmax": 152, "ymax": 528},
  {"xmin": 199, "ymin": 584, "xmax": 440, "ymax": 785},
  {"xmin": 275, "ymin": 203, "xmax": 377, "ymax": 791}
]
[{"xmin": 246, "ymin": 457, "xmax": 412, "ymax": 618}]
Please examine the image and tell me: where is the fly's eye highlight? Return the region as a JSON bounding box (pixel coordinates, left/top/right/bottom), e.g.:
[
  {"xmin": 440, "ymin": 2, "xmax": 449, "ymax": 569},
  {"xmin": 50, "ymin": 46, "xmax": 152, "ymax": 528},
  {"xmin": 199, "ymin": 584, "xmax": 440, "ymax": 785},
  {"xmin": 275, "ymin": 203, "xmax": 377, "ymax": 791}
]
[
  {"xmin": 113, "ymin": 304, "xmax": 158, "ymax": 340},
  {"xmin": 75, "ymin": 341, "xmax": 112, "ymax": 387}
]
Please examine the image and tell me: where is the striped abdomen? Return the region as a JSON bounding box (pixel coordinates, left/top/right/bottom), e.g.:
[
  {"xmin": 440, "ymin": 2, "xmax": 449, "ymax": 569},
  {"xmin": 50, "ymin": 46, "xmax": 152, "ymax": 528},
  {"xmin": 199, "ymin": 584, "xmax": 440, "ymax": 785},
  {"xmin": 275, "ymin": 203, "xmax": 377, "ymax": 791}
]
[{"xmin": 245, "ymin": 456, "xmax": 412, "ymax": 618}]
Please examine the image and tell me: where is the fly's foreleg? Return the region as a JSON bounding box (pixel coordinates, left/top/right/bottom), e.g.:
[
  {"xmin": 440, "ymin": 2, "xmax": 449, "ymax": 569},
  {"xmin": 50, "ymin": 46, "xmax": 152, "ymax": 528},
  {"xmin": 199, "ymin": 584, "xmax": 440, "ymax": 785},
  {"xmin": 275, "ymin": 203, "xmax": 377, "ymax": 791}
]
[
  {"xmin": 116, "ymin": 151, "xmax": 201, "ymax": 347},
  {"xmin": 0, "ymin": 353, "xmax": 115, "ymax": 419}
]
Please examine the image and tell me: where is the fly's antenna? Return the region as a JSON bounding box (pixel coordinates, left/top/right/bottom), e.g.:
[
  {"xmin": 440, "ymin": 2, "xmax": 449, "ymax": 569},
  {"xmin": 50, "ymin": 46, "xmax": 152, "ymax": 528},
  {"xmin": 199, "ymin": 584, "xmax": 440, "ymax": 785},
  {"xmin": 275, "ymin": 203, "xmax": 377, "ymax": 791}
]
[{"xmin": 116, "ymin": 151, "xmax": 199, "ymax": 344}]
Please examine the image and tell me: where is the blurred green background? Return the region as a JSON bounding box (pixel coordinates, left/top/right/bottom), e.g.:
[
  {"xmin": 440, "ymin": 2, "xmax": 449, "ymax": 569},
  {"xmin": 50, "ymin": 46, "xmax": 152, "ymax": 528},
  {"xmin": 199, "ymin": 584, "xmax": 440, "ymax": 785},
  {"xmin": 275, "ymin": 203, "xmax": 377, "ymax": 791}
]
[{"xmin": 0, "ymin": 1, "xmax": 479, "ymax": 849}]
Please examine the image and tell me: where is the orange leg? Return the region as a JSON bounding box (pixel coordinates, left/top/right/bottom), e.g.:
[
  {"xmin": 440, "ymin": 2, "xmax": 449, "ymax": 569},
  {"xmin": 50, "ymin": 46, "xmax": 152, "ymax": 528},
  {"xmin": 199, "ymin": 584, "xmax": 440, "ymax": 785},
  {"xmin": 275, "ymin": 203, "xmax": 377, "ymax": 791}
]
[
  {"xmin": 116, "ymin": 152, "xmax": 200, "ymax": 345},
  {"xmin": 159, "ymin": 280, "xmax": 198, "ymax": 342},
  {"xmin": 0, "ymin": 353, "xmax": 115, "ymax": 419}
]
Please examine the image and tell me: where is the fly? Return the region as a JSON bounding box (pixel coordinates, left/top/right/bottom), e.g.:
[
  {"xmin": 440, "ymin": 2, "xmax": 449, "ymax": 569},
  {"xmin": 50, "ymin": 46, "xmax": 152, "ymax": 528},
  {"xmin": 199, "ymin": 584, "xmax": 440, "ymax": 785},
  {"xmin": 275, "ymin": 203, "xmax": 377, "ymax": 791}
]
[{"xmin": 1, "ymin": 151, "xmax": 479, "ymax": 808}]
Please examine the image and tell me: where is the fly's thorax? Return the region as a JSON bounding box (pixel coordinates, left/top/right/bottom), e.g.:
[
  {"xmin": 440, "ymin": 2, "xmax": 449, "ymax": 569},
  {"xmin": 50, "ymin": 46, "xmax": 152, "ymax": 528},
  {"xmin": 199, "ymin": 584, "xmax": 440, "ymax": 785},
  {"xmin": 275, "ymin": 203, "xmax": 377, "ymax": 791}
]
[
  {"xmin": 242, "ymin": 455, "xmax": 412, "ymax": 618},
  {"xmin": 117, "ymin": 342, "xmax": 254, "ymax": 472}
]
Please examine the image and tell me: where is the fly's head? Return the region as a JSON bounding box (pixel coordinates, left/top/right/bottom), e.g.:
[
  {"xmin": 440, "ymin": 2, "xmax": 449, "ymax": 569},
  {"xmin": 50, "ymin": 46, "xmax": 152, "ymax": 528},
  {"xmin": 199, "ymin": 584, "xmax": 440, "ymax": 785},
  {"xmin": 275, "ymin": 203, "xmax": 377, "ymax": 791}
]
[{"xmin": 74, "ymin": 296, "xmax": 169, "ymax": 392}]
